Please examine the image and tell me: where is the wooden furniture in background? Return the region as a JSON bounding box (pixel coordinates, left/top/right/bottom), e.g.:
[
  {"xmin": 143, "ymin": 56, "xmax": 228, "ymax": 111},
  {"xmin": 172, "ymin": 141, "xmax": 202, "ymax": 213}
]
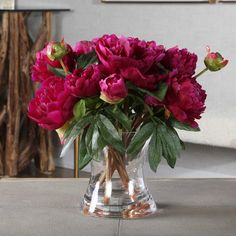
[{"xmin": 0, "ymin": 8, "xmax": 70, "ymax": 177}]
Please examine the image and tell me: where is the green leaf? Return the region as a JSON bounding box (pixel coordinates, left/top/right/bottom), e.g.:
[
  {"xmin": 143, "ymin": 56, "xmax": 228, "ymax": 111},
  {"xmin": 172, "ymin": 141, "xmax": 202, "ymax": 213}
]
[
  {"xmin": 169, "ymin": 118, "xmax": 200, "ymax": 132},
  {"xmin": 148, "ymin": 129, "xmax": 162, "ymax": 172},
  {"xmin": 96, "ymin": 133, "xmax": 107, "ymax": 153},
  {"xmin": 130, "ymin": 94, "xmax": 154, "ymax": 116},
  {"xmin": 126, "ymin": 83, "xmax": 154, "ymax": 116},
  {"xmin": 73, "ymin": 100, "xmax": 86, "ymax": 120},
  {"xmin": 90, "ymin": 124, "xmax": 99, "ymax": 151},
  {"xmin": 85, "ymin": 123, "xmax": 94, "ymax": 154},
  {"xmin": 84, "ymin": 96, "xmax": 101, "ymax": 109},
  {"xmin": 160, "ymin": 137, "xmax": 176, "ymax": 168},
  {"xmin": 105, "ymin": 106, "xmax": 132, "ymax": 131},
  {"xmin": 97, "ymin": 114, "xmax": 124, "ymax": 154},
  {"xmin": 138, "ymin": 81, "xmax": 168, "ymax": 101},
  {"xmin": 91, "ymin": 125, "xmax": 106, "ymax": 161},
  {"xmin": 157, "ymin": 123, "xmax": 183, "ymax": 168},
  {"xmin": 76, "ymin": 50, "xmax": 98, "ymax": 70},
  {"xmin": 153, "ymin": 82, "xmax": 168, "ymax": 101},
  {"xmin": 61, "ymin": 115, "xmax": 94, "ymax": 156},
  {"xmin": 127, "ymin": 122, "xmax": 154, "ymax": 155},
  {"xmin": 47, "ymin": 65, "xmax": 66, "ymax": 78},
  {"xmin": 79, "ymin": 130, "xmax": 92, "ymax": 170}
]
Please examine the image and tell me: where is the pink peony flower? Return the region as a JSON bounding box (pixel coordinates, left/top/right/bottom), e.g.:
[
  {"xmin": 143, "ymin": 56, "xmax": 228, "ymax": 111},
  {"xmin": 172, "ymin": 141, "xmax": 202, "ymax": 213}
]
[
  {"xmin": 95, "ymin": 35, "xmax": 167, "ymax": 90},
  {"xmin": 99, "ymin": 36, "xmax": 165, "ymax": 73},
  {"xmin": 99, "ymin": 74, "xmax": 128, "ymax": 104},
  {"xmin": 74, "ymin": 40, "xmax": 95, "ymax": 55},
  {"xmin": 204, "ymin": 46, "xmax": 228, "ymax": 71},
  {"xmin": 31, "ymin": 43, "xmax": 76, "ymax": 82},
  {"xmin": 95, "ymin": 34, "xmax": 131, "ymax": 71},
  {"xmin": 31, "ymin": 48, "xmax": 60, "ymax": 82},
  {"xmin": 102, "ymin": 36, "xmax": 166, "ymax": 89},
  {"xmin": 167, "ymin": 77, "xmax": 206, "ymax": 128},
  {"xmin": 28, "ymin": 76, "xmax": 77, "ymax": 130},
  {"xmin": 161, "ymin": 47, "xmax": 197, "ymax": 79},
  {"xmin": 115, "ymin": 38, "xmax": 166, "ymax": 90},
  {"xmin": 146, "ymin": 77, "xmax": 206, "ymax": 128},
  {"xmin": 127, "ymin": 37, "xmax": 165, "ymax": 73},
  {"xmin": 64, "ymin": 65, "xmax": 102, "ymax": 98}
]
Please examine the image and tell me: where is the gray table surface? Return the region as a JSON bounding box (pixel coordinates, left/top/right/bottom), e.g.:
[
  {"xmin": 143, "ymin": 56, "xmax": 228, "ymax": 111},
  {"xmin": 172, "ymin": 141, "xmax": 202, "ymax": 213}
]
[{"xmin": 0, "ymin": 178, "xmax": 236, "ymax": 236}]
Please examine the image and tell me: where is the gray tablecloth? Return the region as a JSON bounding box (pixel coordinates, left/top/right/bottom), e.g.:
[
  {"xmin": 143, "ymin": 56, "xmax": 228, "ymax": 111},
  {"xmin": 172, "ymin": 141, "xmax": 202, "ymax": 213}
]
[{"xmin": 0, "ymin": 178, "xmax": 236, "ymax": 236}]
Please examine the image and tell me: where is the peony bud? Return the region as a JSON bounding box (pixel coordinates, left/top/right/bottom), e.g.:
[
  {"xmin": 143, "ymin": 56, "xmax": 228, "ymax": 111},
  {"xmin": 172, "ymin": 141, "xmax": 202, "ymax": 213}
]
[
  {"xmin": 204, "ymin": 47, "xmax": 228, "ymax": 71},
  {"xmin": 47, "ymin": 39, "xmax": 69, "ymax": 61},
  {"xmin": 99, "ymin": 74, "xmax": 128, "ymax": 104}
]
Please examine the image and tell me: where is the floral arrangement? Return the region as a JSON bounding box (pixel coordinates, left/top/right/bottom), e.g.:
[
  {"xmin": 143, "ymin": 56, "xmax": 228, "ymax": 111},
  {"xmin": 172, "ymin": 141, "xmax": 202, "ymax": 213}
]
[{"xmin": 28, "ymin": 34, "xmax": 228, "ymax": 175}]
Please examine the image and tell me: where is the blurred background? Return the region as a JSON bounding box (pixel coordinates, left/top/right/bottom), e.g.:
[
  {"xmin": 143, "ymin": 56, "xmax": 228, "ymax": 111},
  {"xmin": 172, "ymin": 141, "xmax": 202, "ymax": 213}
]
[{"xmin": 1, "ymin": 0, "xmax": 236, "ymax": 178}]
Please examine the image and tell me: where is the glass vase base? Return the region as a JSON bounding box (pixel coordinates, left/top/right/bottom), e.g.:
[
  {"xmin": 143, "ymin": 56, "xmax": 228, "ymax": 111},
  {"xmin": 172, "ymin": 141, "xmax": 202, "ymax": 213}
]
[{"xmin": 81, "ymin": 183, "xmax": 157, "ymax": 219}]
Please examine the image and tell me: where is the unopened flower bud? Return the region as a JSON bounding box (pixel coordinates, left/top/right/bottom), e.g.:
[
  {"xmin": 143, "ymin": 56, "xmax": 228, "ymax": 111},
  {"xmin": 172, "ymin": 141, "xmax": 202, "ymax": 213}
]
[
  {"xmin": 47, "ymin": 40, "xmax": 68, "ymax": 61},
  {"xmin": 204, "ymin": 46, "xmax": 228, "ymax": 71}
]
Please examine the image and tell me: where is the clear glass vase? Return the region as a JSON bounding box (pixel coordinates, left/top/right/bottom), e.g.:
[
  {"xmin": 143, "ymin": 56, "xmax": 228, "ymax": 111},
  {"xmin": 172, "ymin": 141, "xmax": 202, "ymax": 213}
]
[{"xmin": 81, "ymin": 139, "xmax": 157, "ymax": 219}]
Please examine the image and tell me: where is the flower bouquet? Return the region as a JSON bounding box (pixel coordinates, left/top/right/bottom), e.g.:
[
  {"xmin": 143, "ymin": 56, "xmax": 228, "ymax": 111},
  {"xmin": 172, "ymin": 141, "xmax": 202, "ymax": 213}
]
[{"xmin": 28, "ymin": 35, "xmax": 228, "ymax": 218}]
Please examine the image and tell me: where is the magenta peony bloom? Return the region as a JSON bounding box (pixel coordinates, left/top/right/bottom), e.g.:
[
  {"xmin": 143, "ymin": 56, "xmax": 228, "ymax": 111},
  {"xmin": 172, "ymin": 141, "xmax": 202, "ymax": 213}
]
[
  {"xmin": 127, "ymin": 37, "xmax": 165, "ymax": 73},
  {"xmin": 114, "ymin": 38, "xmax": 166, "ymax": 90},
  {"xmin": 31, "ymin": 48, "xmax": 60, "ymax": 82},
  {"xmin": 102, "ymin": 36, "xmax": 166, "ymax": 90},
  {"xmin": 98, "ymin": 36, "xmax": 165, "ymax": 73},
  {"xmin": 32, "ymin": 43, "xmax": 76, "ymax": 82},
  {"xmin": 28, "ymin": 76, "xmax": 77, "ymax": 130},
  {"xmin": 74, "ymin": 40, "xmax": 95, "ymax": 55},
  {"xmin": 95, "ymin": 34, "xmax": 131, "ymax": 71},
  {"xmin": 65, "ymin": 65, "xmax": 102, "ymax": 98},
  {"xmin": 99, "ymin": 74, "xmax": 128, "ymax": 104},
  {"xmin": 95, "ymin": 35, "xmax": 167, "ymax": 90},
  {"xmin": 146, "ymin": 77, "xmax": 206, "ymax": 128},
  {"xmin": 161, "ymin": 47, "xmax": 197, "ymax": 79},
  {"xmin": 167, "ymin": 77, "xmax": 206, "ymax": 128}
]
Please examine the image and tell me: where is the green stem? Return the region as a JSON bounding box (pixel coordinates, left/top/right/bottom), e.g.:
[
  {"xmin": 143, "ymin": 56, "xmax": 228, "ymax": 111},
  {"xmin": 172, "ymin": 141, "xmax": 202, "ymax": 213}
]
[
  {"xmin": 59, "ymin": 59, "xmax": 69, "ymax": 75},
  {"xmin": 195, "ymin": 67, "xmax": 208, "ymax": 78}
]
